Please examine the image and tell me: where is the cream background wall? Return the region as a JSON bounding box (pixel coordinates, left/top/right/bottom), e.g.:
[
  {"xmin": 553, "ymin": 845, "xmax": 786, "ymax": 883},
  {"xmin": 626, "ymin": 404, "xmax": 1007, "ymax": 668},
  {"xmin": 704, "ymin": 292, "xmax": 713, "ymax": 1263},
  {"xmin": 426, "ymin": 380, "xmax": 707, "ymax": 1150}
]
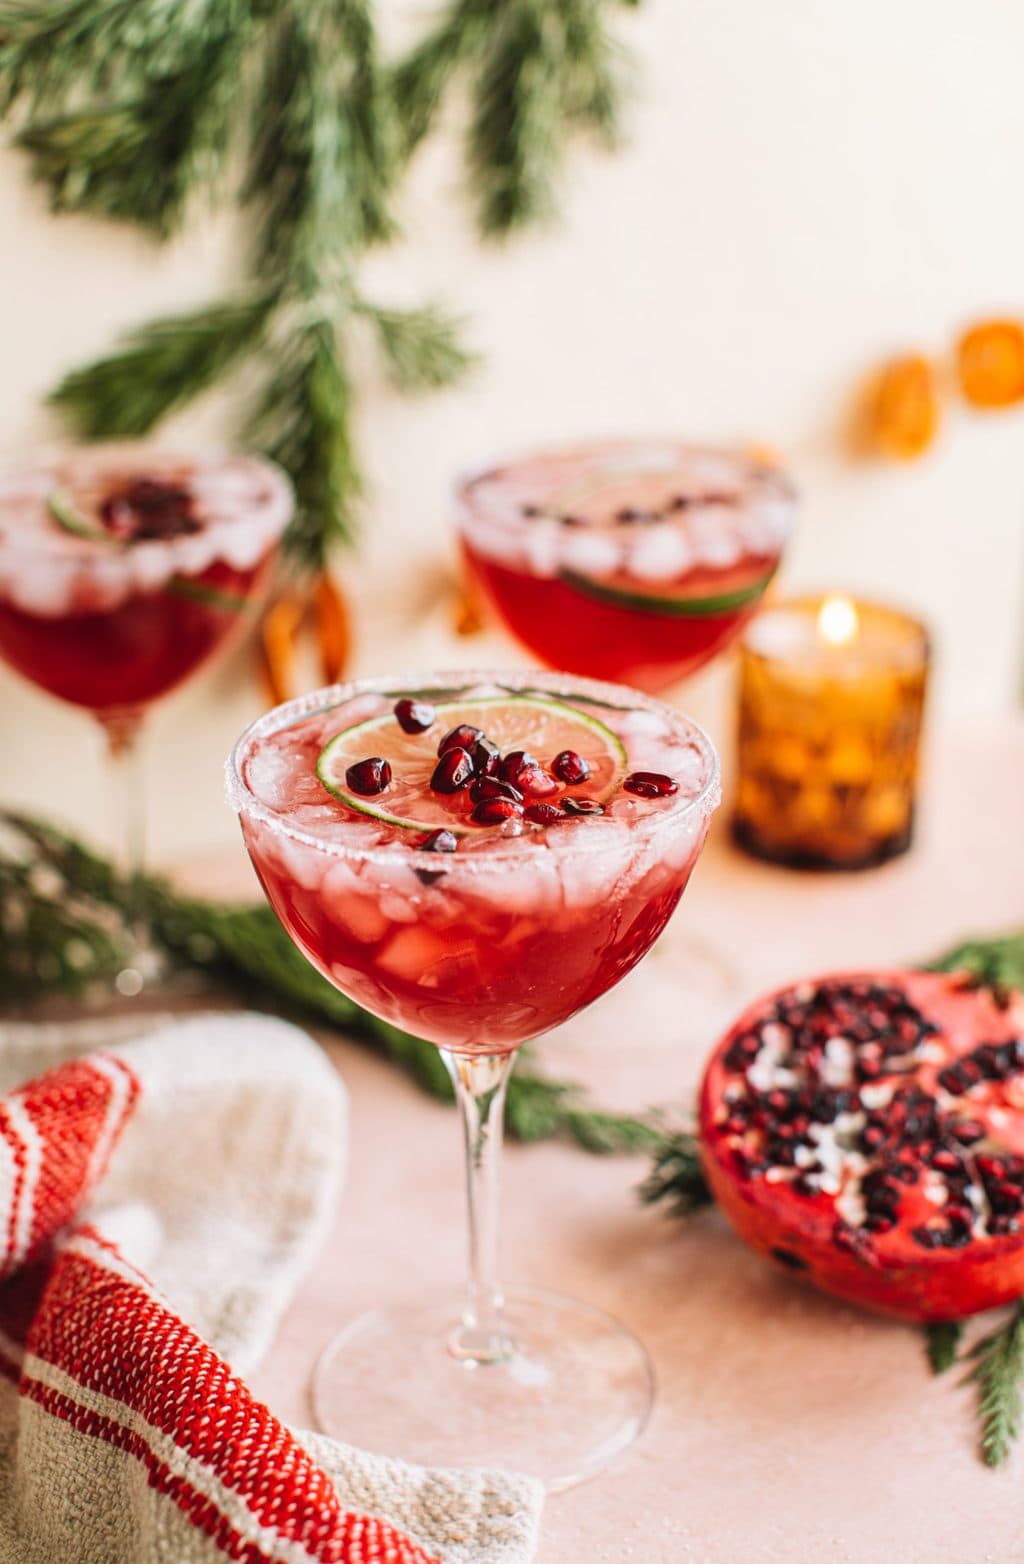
[{"xmin": 0, "ymin": 0, "xmax": 1022, "ymax": 862}]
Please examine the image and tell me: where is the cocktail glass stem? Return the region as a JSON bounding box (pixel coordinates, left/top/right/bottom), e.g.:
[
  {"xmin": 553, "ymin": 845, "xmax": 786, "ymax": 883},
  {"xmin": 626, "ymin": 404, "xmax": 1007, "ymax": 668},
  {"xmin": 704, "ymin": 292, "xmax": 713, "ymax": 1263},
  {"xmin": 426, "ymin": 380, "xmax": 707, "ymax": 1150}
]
[
  {"xmin": 101, "ymin": 709, "xmax": 147, "ymax": 993},
  {"xmin": 443, "ymin": 1049, "xmax": 516, "ymax": 1365},
  {"xmin": 103, "ymin": 710, "xmax": 146, "ymax": 879}
]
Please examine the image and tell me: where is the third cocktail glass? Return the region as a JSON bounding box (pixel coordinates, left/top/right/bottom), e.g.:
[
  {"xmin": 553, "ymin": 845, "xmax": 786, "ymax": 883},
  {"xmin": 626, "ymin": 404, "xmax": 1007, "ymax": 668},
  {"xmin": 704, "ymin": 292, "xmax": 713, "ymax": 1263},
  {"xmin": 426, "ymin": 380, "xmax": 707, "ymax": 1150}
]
[{"xmin": 228, "ymin": 668, "xmax": 719, "ymax": 1489}]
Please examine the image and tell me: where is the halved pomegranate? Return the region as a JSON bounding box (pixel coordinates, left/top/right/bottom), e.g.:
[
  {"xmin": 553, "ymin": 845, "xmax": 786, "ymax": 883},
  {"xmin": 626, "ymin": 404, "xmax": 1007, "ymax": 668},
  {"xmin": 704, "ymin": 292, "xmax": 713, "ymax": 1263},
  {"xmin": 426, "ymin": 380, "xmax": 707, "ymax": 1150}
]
[{"xmin": 699, "ymin": 970, "xmax": 1024, "ymax": 1321}]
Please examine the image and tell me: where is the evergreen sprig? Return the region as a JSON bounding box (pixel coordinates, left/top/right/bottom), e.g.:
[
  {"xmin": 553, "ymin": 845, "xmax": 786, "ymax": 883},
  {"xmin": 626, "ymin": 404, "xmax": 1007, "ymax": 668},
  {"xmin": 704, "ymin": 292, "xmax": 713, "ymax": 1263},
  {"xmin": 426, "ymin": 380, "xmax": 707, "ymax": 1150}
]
[
  {"xmin": 0, "ymin": 0, "xmax": 639, "ymax": 567},
  {"xmin": 928, "ymin": 933, "xmax": 1024, "ymax": 998},
  {"xmin": 50, "ymin": 296, "xmax": 275, "ymax": 439},
  {"xmin": 393, "ymin": 0, "xmax": 638, "ymax": 236},
  {"xmin": 638, "ymin": 1129, "xmax": 712, "ymax": 1215},
  {"xmin": 965, "ymin": 1304, "xmax": 1024, "ymax": 1467},
  {"xmin": 925, "ymin": 1320, "xmax": 963, "ymax": 1376}
]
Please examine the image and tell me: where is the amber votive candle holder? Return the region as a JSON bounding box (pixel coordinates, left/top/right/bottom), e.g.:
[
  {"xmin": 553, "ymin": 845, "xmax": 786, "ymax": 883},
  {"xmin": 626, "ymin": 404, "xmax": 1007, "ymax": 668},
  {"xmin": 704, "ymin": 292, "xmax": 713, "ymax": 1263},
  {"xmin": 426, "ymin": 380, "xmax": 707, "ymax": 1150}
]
[{"xmin": 733, "ymin": 594, "xmax": 930, "ymax": 870}]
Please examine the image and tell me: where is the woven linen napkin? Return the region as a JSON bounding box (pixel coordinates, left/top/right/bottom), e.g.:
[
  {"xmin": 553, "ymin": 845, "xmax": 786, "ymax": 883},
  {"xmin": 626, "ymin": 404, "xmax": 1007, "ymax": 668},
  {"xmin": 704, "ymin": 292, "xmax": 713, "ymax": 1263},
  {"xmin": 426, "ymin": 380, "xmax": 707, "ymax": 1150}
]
[{"xmin": 0, "ymin": 1010, "xmax": 543, "ymax": 1563}]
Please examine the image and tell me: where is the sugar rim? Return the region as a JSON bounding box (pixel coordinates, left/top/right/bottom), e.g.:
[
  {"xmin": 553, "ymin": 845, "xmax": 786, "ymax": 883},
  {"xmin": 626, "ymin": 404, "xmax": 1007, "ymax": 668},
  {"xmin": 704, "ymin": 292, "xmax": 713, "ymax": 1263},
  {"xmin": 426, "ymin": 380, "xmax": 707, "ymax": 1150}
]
[
  {"xmin": 0, "ymin": 444, "xmax": 294, "ymax": 562},
  {"xmin": 455, "ymin": 438, "xmax": 797, "ymax": 534},
  {"xmin": 226, "ymin": 667, "xmax": 722, "ymax": 867}
]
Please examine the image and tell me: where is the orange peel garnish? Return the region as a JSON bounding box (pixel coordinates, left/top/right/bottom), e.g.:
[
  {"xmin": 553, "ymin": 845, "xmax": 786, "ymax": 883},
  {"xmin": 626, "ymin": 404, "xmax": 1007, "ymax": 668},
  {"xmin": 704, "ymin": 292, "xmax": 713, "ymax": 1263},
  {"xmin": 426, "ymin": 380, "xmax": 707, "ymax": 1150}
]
[
  {"xmin": 956, "ymin": 319, "xmax": 1024, "ymax": 409},
  {"xmin": 871, "ymin": 354, "xmax": 940, "ymax": 459}
]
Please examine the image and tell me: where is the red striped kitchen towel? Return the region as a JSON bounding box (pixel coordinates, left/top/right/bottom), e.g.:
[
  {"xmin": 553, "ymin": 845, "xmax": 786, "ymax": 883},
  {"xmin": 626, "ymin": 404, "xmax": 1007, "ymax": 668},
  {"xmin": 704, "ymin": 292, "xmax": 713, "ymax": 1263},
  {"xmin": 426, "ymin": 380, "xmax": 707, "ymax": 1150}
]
[{"xmin": 0, "ymin": 1012, "xmax": 542, "ymax": 1563}]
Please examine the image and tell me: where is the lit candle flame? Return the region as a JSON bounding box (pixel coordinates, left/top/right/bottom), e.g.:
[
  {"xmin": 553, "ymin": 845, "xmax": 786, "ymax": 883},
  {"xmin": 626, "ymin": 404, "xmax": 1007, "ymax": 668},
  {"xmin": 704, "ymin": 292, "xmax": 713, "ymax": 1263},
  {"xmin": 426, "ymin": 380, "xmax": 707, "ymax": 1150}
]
[{"xmin": 817, "ymin": 594, "xmax": 859, "ymax": 648}]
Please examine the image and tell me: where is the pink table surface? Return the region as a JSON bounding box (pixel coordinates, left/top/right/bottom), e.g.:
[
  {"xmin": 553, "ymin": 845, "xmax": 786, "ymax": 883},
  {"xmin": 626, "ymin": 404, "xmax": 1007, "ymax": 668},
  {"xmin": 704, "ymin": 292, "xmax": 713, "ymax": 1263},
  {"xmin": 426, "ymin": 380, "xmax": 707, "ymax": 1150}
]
[{"xmin": 197, "ymin": 720, "xmax": 1024, "ymax": 1562}]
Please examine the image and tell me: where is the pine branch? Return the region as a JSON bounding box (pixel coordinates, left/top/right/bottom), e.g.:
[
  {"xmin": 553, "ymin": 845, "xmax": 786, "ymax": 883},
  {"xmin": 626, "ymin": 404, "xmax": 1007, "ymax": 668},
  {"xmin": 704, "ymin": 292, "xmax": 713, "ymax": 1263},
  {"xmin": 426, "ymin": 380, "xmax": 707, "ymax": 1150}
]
[
  {"xmin": 390, "ymin": 0, "xmax": 636, "ymax": 236},
  {"xmin": 926, "ymin": 1321, "xmax": 963, "ymax": 1376},
  {"xmin": 48, "ymin": 296, "xmax": 274, "ymax": 439},
  {"xmin": 965, "ymin": 1304, "xmax": 1024, "ymax": 1467},
  {"xmin": 3, "ymin": 0, "xmax": 255, "ymax": 233},
  {"xmin": 389, "ymin": 0, "xmax": 491, "ymax": 160},
  {"xmin": 0, "ymin": 0, "xmax": 156, "ymax": 114},
  {"xmin": 927, "ymin": 933, "xmax": 1024, "ymax": 998},
  {"xmin": 638, "ymin": 1129, "xmax": 712, "ymax": 1216},
  {"xmin": 356, "ymin": 300, "xmax": 477, "ymax": 391},
  {"xmin": 503, "ymin": 1066, "xmax": 661, "ymax": 1153},
  {"xmin": 245, "ymin": 0, "xmax": 395, "ymax": 285},
  {"xmin": 246, "ymin": 316, "xmax": 360, "ymax": 565}
]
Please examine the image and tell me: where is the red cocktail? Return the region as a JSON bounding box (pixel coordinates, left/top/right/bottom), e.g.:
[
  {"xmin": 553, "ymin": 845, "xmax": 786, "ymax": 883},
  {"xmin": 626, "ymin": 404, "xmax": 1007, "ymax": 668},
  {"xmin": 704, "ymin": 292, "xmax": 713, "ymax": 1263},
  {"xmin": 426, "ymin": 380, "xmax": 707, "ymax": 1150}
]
[
  {"xmin": 0, "ymin": 448, "xmax": 290, "ymax": 714},
  {"xmin": 0, "ymin": 447, "xmax": 292, "ymax": 887},
  {"xmin": 458, "ymin": 441, "xmax": 796, "ymax": 693},
  {"xmin": 228, "ymin": 669, "xmax": 720, "ymax": 1487}
]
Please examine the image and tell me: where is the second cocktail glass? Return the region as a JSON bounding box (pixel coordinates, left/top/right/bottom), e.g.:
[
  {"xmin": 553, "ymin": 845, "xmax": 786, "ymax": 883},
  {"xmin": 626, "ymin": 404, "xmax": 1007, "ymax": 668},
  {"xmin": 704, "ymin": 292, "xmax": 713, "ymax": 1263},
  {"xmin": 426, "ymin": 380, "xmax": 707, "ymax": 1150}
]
[
  {"xmin": 228, "ymin": 668, "xmax": 720, "ymax": 1489},
  {"xmin": 457, "ymin": 439, "xmax": 797, "ymax": 695}
]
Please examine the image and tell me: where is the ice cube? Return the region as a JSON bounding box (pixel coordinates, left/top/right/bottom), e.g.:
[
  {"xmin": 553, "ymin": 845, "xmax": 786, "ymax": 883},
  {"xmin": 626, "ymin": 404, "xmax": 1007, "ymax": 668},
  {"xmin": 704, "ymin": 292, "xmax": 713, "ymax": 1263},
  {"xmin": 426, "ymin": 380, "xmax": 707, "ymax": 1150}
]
[
  {"xmin": 561, "ymin": 531, "xmax": 621, "ymax": 579},
  {"xmin": 627, "ymin": 527, "xmax": 693, "ymax": 583}
]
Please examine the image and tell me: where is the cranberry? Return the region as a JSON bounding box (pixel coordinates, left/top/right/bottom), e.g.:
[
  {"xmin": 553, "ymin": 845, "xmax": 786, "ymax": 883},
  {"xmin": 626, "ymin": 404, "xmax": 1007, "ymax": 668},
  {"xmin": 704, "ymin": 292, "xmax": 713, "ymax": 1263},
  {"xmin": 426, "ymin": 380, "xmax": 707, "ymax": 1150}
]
[
  {"xmin": 471, "ymin": 775, "xmax": 523, "ymax": 804},
  {"xmin": 438, "ymin": 724, "xmax": 483, "ymax": 757},
  {"xmin": 623, "ymin": 771, "xmax": 679, "ymax": 799},
  {"xmin": 471, "ymin": 737, "xmax": 501, "ymax": 776},
  {"xmin": 394, "ymin": 698, "xmax": 435, "ymax": 734},
  {"xmin": 418, "ymin": 828, "xmax": 457, "ymax": 853},
  {"xmin": 431, "ymin": 748, "xmax": 474, "ymax": 793},
  {"xmin": 471, "ymin": 797, "xmax": 523, "ymax": 826},
  {"xmin": 514, "ymin": 765, "xmax": 559, "ymax": 799},
  {"xmin": 561, "ymin": 798, "xmax": 605, "ymax": 817},
  {"xmin": 524, "ymin": 802, "xmax": 563, "ymax": 826},
  {"xmin": 552, "ymin": 749, "xmax": 590, "ymax": 785},
  {"xmin": 345, "ymin": 757, "xmax": 391, "ymax": 796}
]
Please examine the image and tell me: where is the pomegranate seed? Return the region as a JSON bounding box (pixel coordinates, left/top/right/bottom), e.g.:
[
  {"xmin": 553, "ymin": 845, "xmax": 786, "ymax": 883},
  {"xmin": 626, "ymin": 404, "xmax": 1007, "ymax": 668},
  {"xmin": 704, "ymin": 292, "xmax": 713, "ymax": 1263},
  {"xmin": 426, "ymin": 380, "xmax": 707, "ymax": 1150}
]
[
  {"xmin": 990, "ymin": 1181, "xmax": 1022, "ymax": 1213},
  {"xmin": 515, "ymin": 765, "xmax": 559, "ymax": 799},
  {"xmin": 499, "ymin": 749, "xmax": 535, "ymax": 783},
  {"xmin": 471, "ymin": 776, "xmax": 523, "ymax": 804},
  {"xmin": 345, "ymin": 757, "xmax": 391, "ymax": 795},
  {"xmin": 431, "ymin": 748, "xmax": 474, "ymax": 793},
  {"xmin": 949, "ymin": 1119, "xmax": 986, "ymax": 1145},
  {"xmin": 438, "ymin": 724, "xmax": 483, "ymax": 757},
  {"xmin": 931, "ymin": 1148, "xmax": 961, "ymax": 1172},
  {"xmin": 418, "ymin": 829, "xmax": 457, "ymax": 853},
  {"xmin": 471, "ymin": 797, "xmax": 523, "ymax": 826},
  {"xmin": 863, "ymin": 1214, "xmax": 894, "ymax": 1235},
  {"xmin": 394, "ymin": 697, "xmax": 435, "ymax": 733},
  {"xmin": 472, "ymin": 737, "xmax": 501, "ymax": 776},
  {"xmin": 552, "ymin": 749, "xmax": 590, "ymax": 785},
  {"xmin": 561, "ymin": 797, "xmax": 605, "ymax": 817},
  {"xmin": 623, "ymin": 771, "xmax": 679, "ymax": 799},
  {"xmin": 524, "ymin": 802, "xmax": 563, "ymax": 826}
]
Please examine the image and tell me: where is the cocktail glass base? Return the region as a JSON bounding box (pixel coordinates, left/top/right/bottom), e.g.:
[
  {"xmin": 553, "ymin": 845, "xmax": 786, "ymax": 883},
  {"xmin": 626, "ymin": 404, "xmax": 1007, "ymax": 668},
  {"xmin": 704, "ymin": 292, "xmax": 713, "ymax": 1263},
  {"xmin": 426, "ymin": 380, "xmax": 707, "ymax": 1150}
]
[{"xmin": 311, "ymin": 1286, "xmax": 655, "ymax": 1493}]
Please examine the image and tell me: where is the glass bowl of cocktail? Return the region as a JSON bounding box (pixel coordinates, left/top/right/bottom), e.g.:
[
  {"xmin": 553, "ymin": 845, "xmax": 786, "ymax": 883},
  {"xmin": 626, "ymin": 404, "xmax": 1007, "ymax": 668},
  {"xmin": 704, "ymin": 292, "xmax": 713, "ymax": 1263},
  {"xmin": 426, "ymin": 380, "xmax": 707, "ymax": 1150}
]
[
  {"xmin": 227, "ymin": 669, "xmax": 720, "ymax": 1490},
  {"xmin": 457, "ymin": 440, "xmax": 796, "ymax": 694},
  {"xmin": 0, "ymin": 446, "xmax": 292, "ymax": 883}
]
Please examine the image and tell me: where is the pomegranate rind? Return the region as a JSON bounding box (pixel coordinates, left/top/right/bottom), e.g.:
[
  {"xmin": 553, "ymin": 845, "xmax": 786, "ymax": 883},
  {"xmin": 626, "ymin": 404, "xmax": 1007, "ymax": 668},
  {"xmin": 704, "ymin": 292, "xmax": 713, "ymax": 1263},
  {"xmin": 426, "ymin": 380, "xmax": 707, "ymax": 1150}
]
[
  {"xmin": 699, "ymin": 970, "xmax": 1024, "ymax": 1322},
  {"xmin": 316, "ymin": 695, "xmax": 627, "ymax": 832}
]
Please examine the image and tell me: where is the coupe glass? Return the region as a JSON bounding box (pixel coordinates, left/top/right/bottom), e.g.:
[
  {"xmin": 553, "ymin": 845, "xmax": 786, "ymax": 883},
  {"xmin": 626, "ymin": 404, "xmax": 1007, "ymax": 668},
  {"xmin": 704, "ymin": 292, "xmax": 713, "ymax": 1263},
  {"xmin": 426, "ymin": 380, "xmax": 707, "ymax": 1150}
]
[
  {"xmin": 227, "ymin": 668, "xmax": 720, "ymax": 1490},
  {"xmin": 0, "ymin": 446, "xmax": 292, "ymax": 892},
  {"xmin": 456, "ymin": 439, "xmax": 796, "ymax": 695}
]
